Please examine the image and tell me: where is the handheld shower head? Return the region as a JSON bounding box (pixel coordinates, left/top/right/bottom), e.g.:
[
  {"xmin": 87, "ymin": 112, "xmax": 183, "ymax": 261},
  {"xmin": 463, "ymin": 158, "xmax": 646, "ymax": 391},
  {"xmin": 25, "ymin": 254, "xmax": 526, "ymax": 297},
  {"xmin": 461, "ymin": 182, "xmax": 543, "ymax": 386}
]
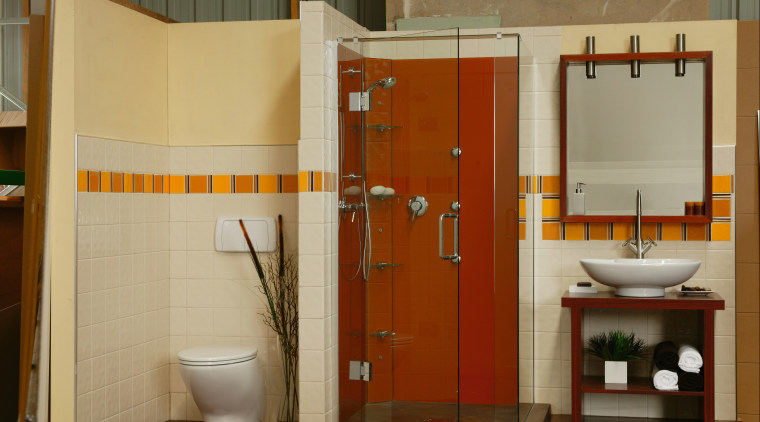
[{"xmin": 366, "ymin": 76, "xmax": 397, "ymax": 92}]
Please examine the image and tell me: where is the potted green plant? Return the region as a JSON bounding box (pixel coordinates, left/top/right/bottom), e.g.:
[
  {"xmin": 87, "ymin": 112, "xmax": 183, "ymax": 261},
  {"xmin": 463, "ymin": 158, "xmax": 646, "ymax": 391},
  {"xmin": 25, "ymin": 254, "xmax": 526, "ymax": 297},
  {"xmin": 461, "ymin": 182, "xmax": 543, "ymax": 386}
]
[
  {"xmin": 586, "ymin": 330, "xmax": 647, "ymax": 384},
  {"xmin": 240, "ymin": 216, "xmax": 299, "ymax": 422}
]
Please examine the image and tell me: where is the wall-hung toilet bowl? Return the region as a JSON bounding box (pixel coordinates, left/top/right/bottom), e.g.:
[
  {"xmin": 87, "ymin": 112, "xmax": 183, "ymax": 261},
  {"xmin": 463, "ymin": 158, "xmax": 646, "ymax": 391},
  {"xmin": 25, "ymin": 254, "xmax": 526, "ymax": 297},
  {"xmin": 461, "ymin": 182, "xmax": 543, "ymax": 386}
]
[{"xmin": 178, "ymin": 345, "xmax": 265, "ymax": 422}]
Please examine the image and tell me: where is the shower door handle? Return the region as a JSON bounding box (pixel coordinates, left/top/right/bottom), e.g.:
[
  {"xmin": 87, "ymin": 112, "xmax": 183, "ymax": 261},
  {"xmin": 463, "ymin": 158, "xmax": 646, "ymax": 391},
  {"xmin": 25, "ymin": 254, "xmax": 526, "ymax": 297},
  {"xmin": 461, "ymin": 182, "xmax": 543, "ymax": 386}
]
[{"xmin": 439, "ymin": 213, "xmax": 460, "ymax": 264}]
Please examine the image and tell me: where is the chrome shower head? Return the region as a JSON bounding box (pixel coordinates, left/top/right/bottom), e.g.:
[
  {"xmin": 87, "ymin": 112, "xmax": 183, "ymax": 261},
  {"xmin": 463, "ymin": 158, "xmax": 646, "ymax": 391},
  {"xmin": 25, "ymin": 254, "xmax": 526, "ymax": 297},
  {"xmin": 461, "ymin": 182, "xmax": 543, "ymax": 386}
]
[{"xmin": 366, "ymin": 76, "xmax": 397, "ymax": 92}]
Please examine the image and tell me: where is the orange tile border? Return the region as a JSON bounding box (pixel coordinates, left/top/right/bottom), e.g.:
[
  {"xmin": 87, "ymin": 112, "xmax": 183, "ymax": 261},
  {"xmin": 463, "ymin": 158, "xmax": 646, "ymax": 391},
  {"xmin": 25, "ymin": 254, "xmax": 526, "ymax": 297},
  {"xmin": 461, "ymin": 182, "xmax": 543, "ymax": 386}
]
[
  {"xmin": 542, "ymin": 175, "xmax": 560, "ymax": 195},
  {"xmin": 299, "ymin": 172, "xmax": 309, "ymax": 192},
  {"xmin": 518, "ymin": 198, "xmax": 526, "ymax": 218},
  {"xmin": 134, "ymin": 174, "xmax": 144, "ymax": 193},
  {"xmin": 713, "ymin": 197, "xmax": 731, "ymax": 218},
  {"xmin": 661, "ymin": 223, "xmax": 682, "ymax": 241},
  {"xmin": 612, "ymin": 223, "xmax": 632, "ymax": 241},
  {"xmin": 542, "ymin": 222, "xmax": 560, "ymax": 240},
  {"xmin": 112, "ymin": 173, "xmax": 123, "ymax": 193},
  {"xmin": 169, "ymin": 175, "xmax": 186, "ymax": 194},
  {"xmin": 77, "ymin": 170, "xmax": 88, "ymax": 192},
  {"xmin": 711, "ymin": 222, "xmax": 731, "ymax": 241},
  {"xmin": 212, "ymin": 175, "xmax": 231, "ymax": 194},
  {"xmin": 541, "ymin": 198, "xmax": 560, "ymax": 219},
  {"xmin": 259, "ymin": 175, "xmax": 278, "ymax": 193},
  {"xmin": 154, "ymin": 175, "xmax": 163, "ymax": 193},
  {"xmin": 123, "ymin": 173, "xmax": 133, "ymax": 193},
  {"xmin": 282, "ymin": 174, "xmax": 298, "ymax": 193},
  {"xmin": 188, "ymin": 175, "xmax": 208, "ymax": 194},
  {"xmin": 100, "ymin": 171, "xmax": 111, "ymax": 193},
  {"xmin": 88, "ymin": 171, "xmax": 99, "ymax": 192},
  {"xmin": 235, "ymin": 175, "xmax": 254, "ymax": 193},
  {"xmin": 589, "ymin": 223, "xmax": 608, "ymax": 240},
  {"xmin": 313, "ymin": 172, "xmax": 323, "ymax": 192},
  {"xmin": 686, "ymin": 223, "xmax": 707, "ymax": 241},
  {"xmin": 713, "ymin": 175, "xmax": 733, "ymax": 194},
  {"xmin": 144, "ymin": 174, "xmax": 153, "ymax": 193},
  {"xmin": 564, "ymin": 223, "xmax": 585, "ymax": 240},
  {"xmin": 519, "ymin": 222, "xmax": 526, "ymax": 240}
]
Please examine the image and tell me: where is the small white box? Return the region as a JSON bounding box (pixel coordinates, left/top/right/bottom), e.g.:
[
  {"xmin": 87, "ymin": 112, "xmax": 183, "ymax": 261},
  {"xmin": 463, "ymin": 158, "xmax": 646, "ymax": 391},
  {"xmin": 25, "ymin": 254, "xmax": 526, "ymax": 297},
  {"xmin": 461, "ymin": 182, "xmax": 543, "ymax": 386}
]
[
  {"xmin": 604, "ymin": 361, "xmax": 627, "ymax": 384},
  {"xmin": 215, "ymin": 217, "xmax": 276, "ymax": 252}
]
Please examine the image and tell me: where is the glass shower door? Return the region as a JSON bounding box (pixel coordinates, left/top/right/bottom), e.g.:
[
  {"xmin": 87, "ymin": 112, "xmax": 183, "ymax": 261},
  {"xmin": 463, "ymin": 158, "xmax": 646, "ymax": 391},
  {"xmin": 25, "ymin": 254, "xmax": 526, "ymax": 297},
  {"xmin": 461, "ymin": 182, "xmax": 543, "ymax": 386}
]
[{"xmin": 337, "ymin": 29, "xmax": 462, "ymax": 422}]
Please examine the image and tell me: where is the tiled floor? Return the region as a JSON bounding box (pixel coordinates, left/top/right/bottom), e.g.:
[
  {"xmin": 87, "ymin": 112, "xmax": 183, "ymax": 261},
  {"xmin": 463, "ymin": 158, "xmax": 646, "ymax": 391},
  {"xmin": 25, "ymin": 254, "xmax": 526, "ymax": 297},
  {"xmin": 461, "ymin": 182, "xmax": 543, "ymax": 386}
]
[{"xmin": 345, "ymin": 401, "xmax": 533, "ymax": 422}]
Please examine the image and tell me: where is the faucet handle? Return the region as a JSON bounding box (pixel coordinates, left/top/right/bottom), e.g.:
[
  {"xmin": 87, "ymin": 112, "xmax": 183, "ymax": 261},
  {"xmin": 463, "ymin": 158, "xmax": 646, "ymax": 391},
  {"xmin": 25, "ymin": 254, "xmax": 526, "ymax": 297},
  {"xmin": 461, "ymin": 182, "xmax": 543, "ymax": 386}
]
[
  {"xmin": 646, "ymin": 236, "xmax": 658, "ymax": 247},
  {"xmin": 622, "ymin": 237, "xmax": 633, "ymax": 247}
]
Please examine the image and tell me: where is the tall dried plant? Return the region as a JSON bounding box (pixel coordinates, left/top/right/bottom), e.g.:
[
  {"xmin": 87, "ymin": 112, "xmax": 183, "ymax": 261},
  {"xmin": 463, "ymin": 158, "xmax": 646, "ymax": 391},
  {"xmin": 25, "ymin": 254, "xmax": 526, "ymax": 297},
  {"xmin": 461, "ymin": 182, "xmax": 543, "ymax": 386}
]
[{"xmin": 240, "ymin": 216, "xmax": 299, "ymax": 422}]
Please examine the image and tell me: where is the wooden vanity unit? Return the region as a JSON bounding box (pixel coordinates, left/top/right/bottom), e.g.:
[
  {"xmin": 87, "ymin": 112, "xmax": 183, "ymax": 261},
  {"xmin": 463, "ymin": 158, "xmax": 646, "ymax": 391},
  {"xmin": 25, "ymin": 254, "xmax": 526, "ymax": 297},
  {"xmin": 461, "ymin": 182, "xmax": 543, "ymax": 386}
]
[{"xmin": 561, "ymin": 291, "xmax": 725, "ymax": 422}]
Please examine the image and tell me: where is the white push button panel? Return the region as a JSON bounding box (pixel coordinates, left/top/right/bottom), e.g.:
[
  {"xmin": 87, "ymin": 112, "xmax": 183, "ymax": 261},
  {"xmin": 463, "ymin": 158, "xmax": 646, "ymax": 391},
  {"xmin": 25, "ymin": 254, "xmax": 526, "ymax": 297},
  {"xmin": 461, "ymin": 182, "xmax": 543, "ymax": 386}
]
[{"xmin": 215, "ymin": 217, "xmax": 276, "ymax": 252}]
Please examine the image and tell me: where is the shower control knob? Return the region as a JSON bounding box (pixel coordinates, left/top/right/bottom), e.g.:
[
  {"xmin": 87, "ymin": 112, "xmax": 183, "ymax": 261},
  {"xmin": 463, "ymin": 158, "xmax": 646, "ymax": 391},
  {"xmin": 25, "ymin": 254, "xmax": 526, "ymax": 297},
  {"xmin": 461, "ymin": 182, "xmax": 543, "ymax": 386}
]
[
  {"xmin": 408, "ymin": 195, "xmax": 428, "ymax": 221},
  {"xmin": 450, "ymin": 202, "xmax": 460, "ymax": 211},
  {"xmin": 451, "ymin": 147, "xmax": 462, "ymax": 157}
]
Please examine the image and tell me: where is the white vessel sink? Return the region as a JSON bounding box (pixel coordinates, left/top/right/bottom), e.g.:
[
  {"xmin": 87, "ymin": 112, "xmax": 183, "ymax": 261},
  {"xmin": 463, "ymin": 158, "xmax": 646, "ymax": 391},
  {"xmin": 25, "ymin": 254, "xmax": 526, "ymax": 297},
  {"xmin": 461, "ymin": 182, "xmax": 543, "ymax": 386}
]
[{"xmin": 579, "ymin": 258, "xmax": 701, "ymax": 297}]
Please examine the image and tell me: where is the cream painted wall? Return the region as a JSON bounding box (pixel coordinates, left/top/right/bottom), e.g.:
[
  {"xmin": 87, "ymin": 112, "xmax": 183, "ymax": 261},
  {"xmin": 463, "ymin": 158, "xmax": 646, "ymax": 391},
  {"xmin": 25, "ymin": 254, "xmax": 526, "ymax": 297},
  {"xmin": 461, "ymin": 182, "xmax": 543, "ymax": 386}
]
[
  {"xmin": 49, "ymin": 0, "xmax": 76, "ymax": 417},
  {"xmin": 168, "ymin": 20, "xmax": 300, "ymax": 146},
  {"xmin": 561, "ymin": 20, "xmax": 737, "ymax": 146},
  {"xmin": 51, "ymin": 0, "xmax": 174, "ymax": 419},
  {"xmin": 75, "ymin": 0, "xmax": 169, "ymax": 145}
]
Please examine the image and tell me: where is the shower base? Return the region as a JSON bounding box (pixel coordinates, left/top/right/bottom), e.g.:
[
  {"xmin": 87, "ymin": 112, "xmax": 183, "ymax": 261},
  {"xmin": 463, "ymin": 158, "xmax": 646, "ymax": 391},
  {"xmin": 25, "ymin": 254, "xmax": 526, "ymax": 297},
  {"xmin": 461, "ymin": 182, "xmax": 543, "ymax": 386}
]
[{"xmin": 346, "ymin": 400, "xmax": 534, "ymax": 422}]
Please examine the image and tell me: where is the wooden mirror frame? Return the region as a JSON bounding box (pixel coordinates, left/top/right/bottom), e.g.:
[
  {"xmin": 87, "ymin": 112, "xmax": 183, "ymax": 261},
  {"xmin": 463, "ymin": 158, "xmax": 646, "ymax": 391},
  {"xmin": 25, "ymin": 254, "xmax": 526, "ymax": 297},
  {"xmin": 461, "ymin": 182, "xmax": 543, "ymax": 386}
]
[{"xmin": 560, "ymin": 51, "xmax": 713, "ymax": 223}]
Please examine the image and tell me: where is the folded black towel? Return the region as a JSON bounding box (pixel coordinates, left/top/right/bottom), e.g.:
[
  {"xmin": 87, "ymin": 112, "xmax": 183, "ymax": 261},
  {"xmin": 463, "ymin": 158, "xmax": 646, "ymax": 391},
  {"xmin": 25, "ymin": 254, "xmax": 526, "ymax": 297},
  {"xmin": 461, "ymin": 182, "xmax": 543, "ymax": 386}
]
[
  {"xmin": 678, "ymin": 368, "xmax": 704, "ymax": 391},
  {"xmin": 653, "ymin": 341, "xmax": 679, "ymax": 371}
]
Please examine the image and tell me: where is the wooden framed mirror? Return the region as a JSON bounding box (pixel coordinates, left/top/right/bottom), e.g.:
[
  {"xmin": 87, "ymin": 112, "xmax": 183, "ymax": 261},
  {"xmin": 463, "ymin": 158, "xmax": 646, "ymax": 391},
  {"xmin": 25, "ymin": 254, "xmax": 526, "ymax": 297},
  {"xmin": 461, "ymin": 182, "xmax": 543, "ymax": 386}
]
[{"xmin": 560, "ymin": 51, "xmax": 712, "ymax": 223}]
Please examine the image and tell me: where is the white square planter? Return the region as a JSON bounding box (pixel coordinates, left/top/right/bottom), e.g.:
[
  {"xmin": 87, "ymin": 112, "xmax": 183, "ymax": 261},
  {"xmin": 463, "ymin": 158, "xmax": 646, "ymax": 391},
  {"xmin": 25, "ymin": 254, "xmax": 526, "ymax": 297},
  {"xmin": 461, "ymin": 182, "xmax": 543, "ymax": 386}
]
[{"xmin": 604, "ymin": 361, "xmax": 627, "ymax": 384}]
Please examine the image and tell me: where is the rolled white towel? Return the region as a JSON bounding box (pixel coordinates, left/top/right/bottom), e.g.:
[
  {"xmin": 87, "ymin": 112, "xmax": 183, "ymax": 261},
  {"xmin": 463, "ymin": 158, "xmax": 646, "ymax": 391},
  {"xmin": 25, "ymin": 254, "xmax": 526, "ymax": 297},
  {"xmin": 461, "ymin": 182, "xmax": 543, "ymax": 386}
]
[
  {"xmin": 678, "ymin": 344, "xmax": 703, "ymax": 374},
  {"xmin": 652, "ymin": 366, "xmax": 679, "ymax": 391},
  {"xmin": 369, "ymin": 185, "xmax": 385, "ymax": 195},
  {"xmin": 383, "ymin": 187, "xmax": 395, "ymax": 195}
]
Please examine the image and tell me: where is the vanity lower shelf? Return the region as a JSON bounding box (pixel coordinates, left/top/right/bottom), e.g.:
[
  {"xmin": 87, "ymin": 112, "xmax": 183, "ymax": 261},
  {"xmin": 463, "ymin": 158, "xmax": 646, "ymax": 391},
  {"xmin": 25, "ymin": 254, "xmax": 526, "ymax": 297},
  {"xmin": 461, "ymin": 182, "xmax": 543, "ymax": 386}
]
[{"xmin": 581, "ymin": 376, "xmax": 704, "ymax": 396}]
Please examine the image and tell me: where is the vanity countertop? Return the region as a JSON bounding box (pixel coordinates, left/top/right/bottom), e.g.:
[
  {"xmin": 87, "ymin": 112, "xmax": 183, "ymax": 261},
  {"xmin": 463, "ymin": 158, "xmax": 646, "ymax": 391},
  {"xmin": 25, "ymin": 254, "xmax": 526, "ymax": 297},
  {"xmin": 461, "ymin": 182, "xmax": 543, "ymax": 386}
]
[{"xmin": 561, "ymin": 290, "xmax": 725, "ymax": 310}]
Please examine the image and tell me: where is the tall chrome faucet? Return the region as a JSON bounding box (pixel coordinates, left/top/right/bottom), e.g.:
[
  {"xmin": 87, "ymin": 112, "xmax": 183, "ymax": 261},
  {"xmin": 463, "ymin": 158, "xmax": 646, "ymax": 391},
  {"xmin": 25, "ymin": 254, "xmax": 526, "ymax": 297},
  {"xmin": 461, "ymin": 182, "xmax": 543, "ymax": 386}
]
[{"xmin": 623, "ymin": 189, "xmax": 657, "ymax": 259}]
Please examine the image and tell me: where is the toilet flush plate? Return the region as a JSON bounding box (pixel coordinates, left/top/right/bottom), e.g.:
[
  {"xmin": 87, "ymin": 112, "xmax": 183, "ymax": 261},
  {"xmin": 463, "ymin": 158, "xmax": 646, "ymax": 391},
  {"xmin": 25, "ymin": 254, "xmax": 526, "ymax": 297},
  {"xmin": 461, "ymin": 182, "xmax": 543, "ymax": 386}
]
[{"xmin": 215, "ymin": 217, "xmax": 276, "ymax": 252}]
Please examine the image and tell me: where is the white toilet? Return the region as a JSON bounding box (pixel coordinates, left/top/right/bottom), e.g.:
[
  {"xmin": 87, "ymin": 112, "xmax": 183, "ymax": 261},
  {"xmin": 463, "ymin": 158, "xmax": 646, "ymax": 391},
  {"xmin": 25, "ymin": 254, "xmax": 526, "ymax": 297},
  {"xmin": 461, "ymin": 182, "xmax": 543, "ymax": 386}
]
[{"xmin": 178, "ymin": 345, "xmax": 265, "ymax": 422}]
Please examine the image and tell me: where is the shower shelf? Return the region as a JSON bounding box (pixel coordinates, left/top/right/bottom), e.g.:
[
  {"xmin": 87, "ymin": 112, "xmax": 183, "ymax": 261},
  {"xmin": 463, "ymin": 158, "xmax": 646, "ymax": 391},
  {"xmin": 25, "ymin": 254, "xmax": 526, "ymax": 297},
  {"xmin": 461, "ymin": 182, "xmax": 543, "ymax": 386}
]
[
  {"xmin": 367, "ymin": 194, "xmax": 402, "ymax": 200},
  {"xmin": 371, "ymin": 262, "xmax": 402, "ymax": 269},
  {"xmin": 366, "ymin": 124, "xmax": 402, "ymax": 133}
]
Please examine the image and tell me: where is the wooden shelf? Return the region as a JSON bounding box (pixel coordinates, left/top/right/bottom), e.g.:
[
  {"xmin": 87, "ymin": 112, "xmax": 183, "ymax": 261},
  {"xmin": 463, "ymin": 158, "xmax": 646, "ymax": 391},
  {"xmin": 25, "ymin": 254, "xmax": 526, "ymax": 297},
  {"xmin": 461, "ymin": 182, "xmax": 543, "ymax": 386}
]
[
  {"xmin": 562, "ymin": 291, "xmax": 725, "ymax": 311},
  {"xmin": 563, "ymin": 291, "xmax": 723, "ymax": 422},
  {"xmin": 581, "ymin": 376, "xmax": 704, "ymax": 396},
  {"xmin": 0, "ymin": 196, "xmax": 23, "ymax": 208}
]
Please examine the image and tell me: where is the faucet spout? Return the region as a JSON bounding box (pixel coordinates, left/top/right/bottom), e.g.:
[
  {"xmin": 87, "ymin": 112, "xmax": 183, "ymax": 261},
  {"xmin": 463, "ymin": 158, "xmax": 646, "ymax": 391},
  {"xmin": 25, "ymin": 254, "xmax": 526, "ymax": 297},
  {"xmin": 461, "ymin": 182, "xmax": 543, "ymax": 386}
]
[{"xmin": 623, "ymin": 189, "xmax": 657, "ymax": 259}]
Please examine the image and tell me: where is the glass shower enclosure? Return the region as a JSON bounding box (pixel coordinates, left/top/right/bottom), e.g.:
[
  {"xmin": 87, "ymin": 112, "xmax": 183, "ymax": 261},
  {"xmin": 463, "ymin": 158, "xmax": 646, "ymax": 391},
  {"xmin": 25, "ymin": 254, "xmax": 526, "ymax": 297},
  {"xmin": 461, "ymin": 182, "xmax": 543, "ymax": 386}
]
[{"xmin": 337, "ymin": 30, "xmax": 533, "ymax": 422}]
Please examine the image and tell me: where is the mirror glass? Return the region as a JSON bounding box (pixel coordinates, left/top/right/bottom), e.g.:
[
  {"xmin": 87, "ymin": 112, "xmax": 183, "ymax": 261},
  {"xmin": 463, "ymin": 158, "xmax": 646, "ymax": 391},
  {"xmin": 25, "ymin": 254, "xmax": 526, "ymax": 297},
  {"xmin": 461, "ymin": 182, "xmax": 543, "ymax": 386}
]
[{"xmin": 564, "ymin": 60, "xmax": 707, "ymax": 218}]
